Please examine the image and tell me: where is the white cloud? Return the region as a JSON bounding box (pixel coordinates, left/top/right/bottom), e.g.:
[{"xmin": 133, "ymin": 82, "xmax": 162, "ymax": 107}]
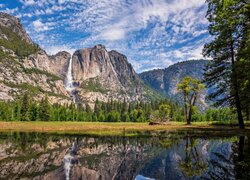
[
  {"xmin": 101, "ymin": 27, "xmax": 125, "ymax": 41},
  {"xmin": 20, "ymin": 0, "xmax": 36, "ymax": 6},
  {"xmin": 12, "ymin": 0, "xmax": 209, "ymax": 72},
  {"xmin": 32, "ymin": 19, "xmax": 53, "ymax": 32},
  {"xmin": 45, "ymin": 45, "xmax": 75, "ymax": 55},
  {"xmin": 3, "ymin": 7, "xmax": 19, "ymax": 14}
]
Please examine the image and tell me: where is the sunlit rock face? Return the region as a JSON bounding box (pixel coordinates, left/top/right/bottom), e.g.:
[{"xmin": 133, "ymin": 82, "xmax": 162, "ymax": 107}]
[
  {"xmin": 139, "ymin": 60, "xmax": 210, "ymax": 109},
  {"xmin": 0, "ymin": 12, "xmax": 159, "ymax": 105},
  {"xmin": 71, "ymin": 44, "xmax": 154, "ymax": 105},
  {"xmin": 139, "ymin": 60, "xmax": 209, "ymax": 97},
  {"xmin": 0, "ymin": 12, "xmax": 72, "ymax": 104},
  {"xmin": 0, "ymin": 133, "xmax": 249, "ymax": 180},
  {"xmin": 49, "ymin": 51, "xmax": 71, "ymax": 79},
  {"xmin": 0, "ymin": 12, "xmax": 33, "ymax": 44}
]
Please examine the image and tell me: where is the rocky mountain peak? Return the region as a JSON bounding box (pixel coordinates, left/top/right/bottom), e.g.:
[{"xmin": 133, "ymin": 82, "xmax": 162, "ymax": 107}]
[
  {"xmin": 52, "ymin": 51, "xmax": 71, "ymax": 57},
  {"xmin": 0, "ymin": 12, "xmax": 159, "ymax": 106},
  {"xmin": 94, "ymin": 44, "xmax": 106, "ymax": 49},
  {"xmin": 140, "ymin": 60, "xmax": 208, "ymax": 97},
  {"xmin": 109, "ymin": 50, "xmax": 139, "ymax": 86},
  {"xmin": 0, "ymin": 12, "xmax": 33, "ymax": 44}
]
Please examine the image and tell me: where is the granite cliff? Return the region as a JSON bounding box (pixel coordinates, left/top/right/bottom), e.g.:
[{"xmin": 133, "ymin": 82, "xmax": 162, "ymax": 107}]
[
  {"xmin": 71, "ymin": 45, "xmax": 153, "ymax": 104},
  {"xmin": 139, "ymin": 60, "xmax": 209, "ymax": 108},
  {"xmin": 139, "ymin": 60, "xmax": 208, "ymax": 97},
  {"xmin": 0, "ymin": 12, "xmax": 158, "ymax": 106}
]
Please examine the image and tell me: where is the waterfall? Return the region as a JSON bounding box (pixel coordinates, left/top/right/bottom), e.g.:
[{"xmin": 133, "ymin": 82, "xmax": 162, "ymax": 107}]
[
  {"xmin": 65, "ymin": 55, "xmax": 74, "ymax": 91},
  {"xmin": 65, "ymin": 55, "xmax": 76, "ymax": 102}
]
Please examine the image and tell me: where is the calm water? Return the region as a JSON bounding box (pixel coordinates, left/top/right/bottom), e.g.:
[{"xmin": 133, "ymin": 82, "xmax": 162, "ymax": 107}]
[{"xmin": 0, "ymin": 132, "xmax": 249, "ymax": 180}]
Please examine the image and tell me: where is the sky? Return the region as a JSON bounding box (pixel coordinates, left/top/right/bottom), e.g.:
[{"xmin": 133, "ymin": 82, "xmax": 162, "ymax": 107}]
[{"xmin": 0, "ymin": 0, "xmax": 210, "ymax": 73}]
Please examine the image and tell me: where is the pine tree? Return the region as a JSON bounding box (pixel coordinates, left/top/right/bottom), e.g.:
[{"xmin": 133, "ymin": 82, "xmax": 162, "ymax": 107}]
[
  {"xmin": 20, "ymin": 93, "xmax": 30, "ymax": 121},
  {"xmin": 39, "ymin": 95, "xmax": 50, "ymax": 121},
  {"xmin": 203, "ymin": 0, "xmax": 249, "ymax": 128},
  {"xmin": 14, "ymin": 98, "xmax": 21, "ymax": 120},
  {"xmin": 29, "ymin": 102, "xmax": 38, "ymax": 121}
]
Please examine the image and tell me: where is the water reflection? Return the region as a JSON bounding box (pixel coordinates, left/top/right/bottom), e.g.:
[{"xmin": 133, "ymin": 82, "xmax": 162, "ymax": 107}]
[
  {"xmin": 64, "ymin": 138, "xmax": 78, "ymax": 180},
  {"xmin": 0, "ymin": 132, "xmax": 249, "ymax": 180}
]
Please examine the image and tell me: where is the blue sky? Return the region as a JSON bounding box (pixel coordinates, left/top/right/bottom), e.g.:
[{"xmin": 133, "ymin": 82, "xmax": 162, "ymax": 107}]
[{"xmin": 0, "ymin": 0, "xmax": 209, "ymax": 72}]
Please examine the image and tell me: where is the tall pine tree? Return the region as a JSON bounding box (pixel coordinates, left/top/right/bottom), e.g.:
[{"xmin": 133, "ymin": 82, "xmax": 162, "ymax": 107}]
[{"xmin": 203, "ymin": 0, "xmax": 249, "ymax": 128}]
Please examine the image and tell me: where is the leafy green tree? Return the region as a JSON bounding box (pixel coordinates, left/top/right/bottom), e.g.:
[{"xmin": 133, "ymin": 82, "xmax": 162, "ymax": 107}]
[
  {"xmin": 98, "ymin": 111, "xmax": 105, "ymax": 122},
  {"xmin": 203, "ymin": 0, "xmax": 249, "ymax": 129},
  {"xmin": 130, "ymin": 109, "xmax": 138, "ymax": 122},
  {"xmin": 177, "ymin": 77, "xmax": 205, "ymax": 124},
  {"xmin": 85, "ymin": 103, "xmax": 92, "ymax": 113},
  {"xmin": 150, "ymin": 104, "xmax": 171, "ymax": 122}
]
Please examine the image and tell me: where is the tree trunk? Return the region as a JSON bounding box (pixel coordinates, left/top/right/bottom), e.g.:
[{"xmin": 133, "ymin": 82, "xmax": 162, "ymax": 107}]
[
  {"xmin": 238, "ymin": 136, "xmax": 245, "ymax": 161},
  {"xmin": 246, "ymin": 107, "xmax": 249, "ymax": 121},
  {"xmin": 231, "ymin": 44, "xmax": 245, "ymax": 129},
  {"xmin": 184, "ymin": 96, "xmax": 188, "ymax": 124},
  {"xmin": 187, "ymin": 105, "xmax": 192, "ymax": 125}
]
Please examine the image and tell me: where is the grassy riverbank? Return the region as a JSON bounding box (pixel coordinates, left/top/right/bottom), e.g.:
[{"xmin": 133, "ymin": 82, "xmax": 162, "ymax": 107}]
[{"xmin": 0, "ymin": 121, "xmax": 249, "ymax": 136}]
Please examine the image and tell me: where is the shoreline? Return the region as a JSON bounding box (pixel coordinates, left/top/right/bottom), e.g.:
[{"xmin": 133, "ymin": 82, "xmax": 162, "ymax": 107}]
[{"xmin": 0, "ymin": 121, "xmax": 249, "ymax": 136}]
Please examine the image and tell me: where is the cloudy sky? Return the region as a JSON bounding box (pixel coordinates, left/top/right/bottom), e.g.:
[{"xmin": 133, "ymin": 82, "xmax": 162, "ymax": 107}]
[{"xmin": 0, "ymin": 0, "xmax": 209, "ymax": 72}]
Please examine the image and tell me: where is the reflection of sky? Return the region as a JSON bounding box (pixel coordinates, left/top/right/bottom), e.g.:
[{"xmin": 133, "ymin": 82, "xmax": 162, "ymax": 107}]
[
  {"xmin": 1, "ymin": 0, "xmax": 209, "ymax": 72},
  {"xmin": 138, "ymin": 139, "xmax": 234, "ymax": 180},
  {"xmin": 135, "ymin": 174, "xmax": 155, "ymax": 180}
]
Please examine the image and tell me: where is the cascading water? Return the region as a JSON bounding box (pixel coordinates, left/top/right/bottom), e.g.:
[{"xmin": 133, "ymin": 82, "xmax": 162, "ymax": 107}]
[
  {"xmin": 63, "ymin": 140, "xmax": 78, "ymax": 180},
  {"xmin": 65, "ymin": 55, "xmax": 74, "ymax": 91},
  {"xmin": 65, "ymin": 55, "xmax": 76, "ymax": 102}
]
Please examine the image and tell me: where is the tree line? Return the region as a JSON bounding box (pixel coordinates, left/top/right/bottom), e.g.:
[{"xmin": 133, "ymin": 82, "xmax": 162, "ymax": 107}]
[{"xmin": 0, "ymin": 92, "xmax": 237, "ymax": 123}]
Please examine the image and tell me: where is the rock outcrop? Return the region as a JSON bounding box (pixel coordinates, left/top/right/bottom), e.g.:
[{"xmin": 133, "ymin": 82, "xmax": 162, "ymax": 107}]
[
  {"xmin": 0, "ymin": 12, "xmax": 71, "ymax": 104},
  {"xmin": 140, "ymin": 60, "xmax": 208, "ymax": 97},
  {"xmin": 0, "ymin": 12, "xmax": 33, "ymax": 44},
  {"xmin": 71, "ymin": 45, "xmax": 157, "ymax": 105},
  {"xmin": 139, "ymin": 60, "xmax": 209, "ymax": 109},
  {"xmin": 0, "ymin": 12, "xmax": 160, "ymax": 106}
]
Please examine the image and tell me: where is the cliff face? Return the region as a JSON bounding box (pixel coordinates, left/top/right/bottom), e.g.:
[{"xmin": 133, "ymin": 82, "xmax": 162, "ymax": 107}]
[
  {"xmin": 0, "ymin": 12, "xmax": 33, "ymax": 44},
  {"xmin": 0, "ymin": 12, "xmax": 158, "ymax": 106},
  {"xmin": 140, "ymin": 60, "xmax": 208, "ymax": 97},
  {"xmin": 140, "ymin": 60, "xmax": 209, "ymax": 108},
  {"xmin": 0, "ymin": 12, "xmax": 71, "ymax": 104},
  {"xmin": 71, "ymin": 45, "xmax": 156, "ymax": 104}
]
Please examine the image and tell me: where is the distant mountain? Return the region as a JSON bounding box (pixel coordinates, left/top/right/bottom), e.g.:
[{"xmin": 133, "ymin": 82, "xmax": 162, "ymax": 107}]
[
  {"xmin": 0, "ymin": 12, "xmax": 159, "ymax": 106},
  {"xmin": 139, "ymin": 60, "xmax": 208, "ymax": 97},
  {"xmin": 139, "ymin": 60, "xmax": 209, "ymax": 108}
]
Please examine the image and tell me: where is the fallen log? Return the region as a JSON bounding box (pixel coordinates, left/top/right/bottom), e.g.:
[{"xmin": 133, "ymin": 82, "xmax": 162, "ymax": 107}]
[{"xmin": 149, "ymin": 121, "xmax": 169, "ymax": 125}]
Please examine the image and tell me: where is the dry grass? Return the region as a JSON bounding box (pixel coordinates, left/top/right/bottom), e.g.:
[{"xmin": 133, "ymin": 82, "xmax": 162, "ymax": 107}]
[{"xmin": 0, "ymin": 121, "xmax": 249, "ymax": 136}]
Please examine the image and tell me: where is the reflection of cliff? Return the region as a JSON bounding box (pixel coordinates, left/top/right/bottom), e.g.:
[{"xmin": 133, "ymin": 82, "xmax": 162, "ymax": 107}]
[
  {"xmin": 0, "ymin": 133, "xmax": 249, "ymax": 180},
  {"xmin": 0, "ymin": 134, "xmax": 162, "ymax": 180}
]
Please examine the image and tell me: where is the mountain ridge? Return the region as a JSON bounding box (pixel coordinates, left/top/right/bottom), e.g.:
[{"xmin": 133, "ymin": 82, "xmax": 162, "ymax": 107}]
[
  {"xmin": 0, "ymin": 12, "xmax": 209, "ymax": 107},
  {"xmin": 139, "ymin": 60, "xmax": 209, "ymax": 109},
  {"xmin": 0, "ymin": 12, "xmax": 159, "ymax": 106}
]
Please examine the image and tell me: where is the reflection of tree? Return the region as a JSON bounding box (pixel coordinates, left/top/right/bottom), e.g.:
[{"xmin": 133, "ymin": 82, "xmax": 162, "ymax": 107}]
[
  {"xmin": 234, "ymin": 136, "xmax": 250, "ymax": 179},
  {"xmin": 8, "ymin": 132, "xmax": 49, "ymax": 152},
  {"xmin": 178, "ymin": 136, "xmax": 208, "ymax": 177},
  {"xmin": 159, "ymin": 134, "xmax": 180, "ymax": 149}
]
